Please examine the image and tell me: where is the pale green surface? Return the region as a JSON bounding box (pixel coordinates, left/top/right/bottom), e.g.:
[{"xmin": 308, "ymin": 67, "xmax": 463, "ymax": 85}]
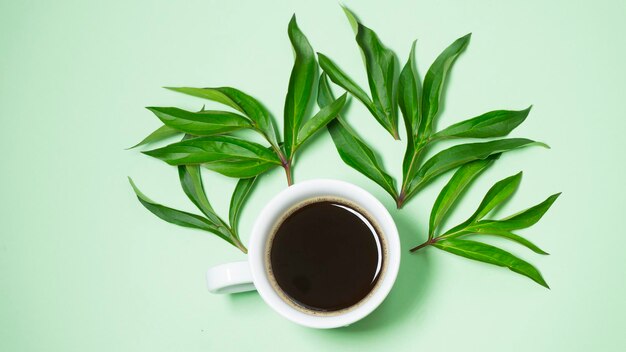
[{"xmin": 1, "ymin": 0, "xmax": 625, "ymax": 350}]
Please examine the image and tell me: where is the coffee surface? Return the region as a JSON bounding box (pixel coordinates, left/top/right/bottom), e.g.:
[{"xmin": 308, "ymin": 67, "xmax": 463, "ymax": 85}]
[{"xmin": 269, "ymin": 199, "xmax": 384, "ymax": 312}]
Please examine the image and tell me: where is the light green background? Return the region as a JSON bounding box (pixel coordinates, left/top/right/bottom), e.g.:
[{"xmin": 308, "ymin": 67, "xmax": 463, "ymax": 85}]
[{"xmin": 2, "ymin": 0, "xmax": 625, "ymax": 350}]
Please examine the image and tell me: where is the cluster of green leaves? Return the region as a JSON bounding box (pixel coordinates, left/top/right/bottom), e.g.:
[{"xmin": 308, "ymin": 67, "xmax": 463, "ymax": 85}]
[
  {"xmin": 129, "ymin": 166, "xmax": 255, "ymax": 253},
  {"xmin": 128, "ymin": 8, "xmax": 561, "ymax": 289},
  {"xmin": 129, "ymin": 16, "xmax": 347, "ymax": 252},
  {"xmin": 318, "ymin": 7, "xmax": 544, "ymax": 208},
  {"xmin": 132, "ymin": 16, "xmax": 347, "ymax": 185},
  {"xmin": 412, "ymin": 157, "xmax": 560, "ymax": 287}
]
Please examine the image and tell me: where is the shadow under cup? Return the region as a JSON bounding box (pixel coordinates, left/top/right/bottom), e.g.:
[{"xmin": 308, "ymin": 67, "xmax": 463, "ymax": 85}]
[{"xmin": 248, "ymin": 179, "xmax": 400, "ymax": 329}]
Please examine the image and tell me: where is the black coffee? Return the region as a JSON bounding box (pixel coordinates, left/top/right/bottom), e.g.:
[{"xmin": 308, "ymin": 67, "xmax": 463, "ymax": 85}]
[{"xmin": 268, "ymin": 198, "xmax": 384, "ymax": 313}]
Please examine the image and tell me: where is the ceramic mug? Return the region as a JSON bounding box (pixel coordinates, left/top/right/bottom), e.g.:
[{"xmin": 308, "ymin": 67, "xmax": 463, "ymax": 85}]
[{"xmin": 205, "ymin": 179, "xmax": 400, "ymax": 329}]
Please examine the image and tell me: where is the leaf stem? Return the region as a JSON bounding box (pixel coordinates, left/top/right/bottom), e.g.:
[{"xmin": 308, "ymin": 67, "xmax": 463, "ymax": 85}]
[
  {"xmin": 253, "ymin": 127, "xmax": 294, "ymax": 186},
  {"xmin": 396, "ymin": 190, "xmax": 406, "ymax": 209},
  {"xmin": 231, "ymin": 234, "xmax": 248, "ymax": 254},
  {"xmin": 410, "ymin": 237, "xmax": 439, "ymax": 252},
  {"xmin": 411, "ymin": 227, "xmax": 468, "ymax": 253},
  {"xmin": 283, "ymin": 159, "xmax": 294, "ymax": 186},
  {"xmin": 273, "ymin": 146, "xmax": 294, "ymax": 186},
  {"xmin": 392, "ymin": 126, "xmax": 400, "ymax": 140}
]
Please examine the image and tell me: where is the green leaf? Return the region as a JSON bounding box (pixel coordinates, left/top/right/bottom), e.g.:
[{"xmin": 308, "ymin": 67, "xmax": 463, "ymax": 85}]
[
  {"xmin": 440, "ymin": 171, "xmax": 523, "ymax": 237},
  {"xmin": 128, "ymin": 125, "xmax": 182, "ymax": 149},
  {"xmin": 283, "ymin": 15, "xmax": 317, "ymax": 158},
  {"xmin": 432, "ymin": 107, "xmax": 531, "ymax": 140},
  {"xmin": 318, "ymin": 73, "xmax": 397, "ymax": 199},
  {"xmin": 318, "ymin": 53, "xmax": 373, "ymax": 108},
  {"xmin": 128, "ymin": 177, "xmax": 232, "ymax": 244},
  {"xmin": 398, "ymin": 40, "xmax": 420, "ymax": 142},
  {"xmin": 318, "ymin": 52, "xmax": 395, "ymax": 137},
  {"xmin": 469, "ymin": 193, "xmax": 561, "ymax": 231},
  {"xmin": 327, "ymin": 119, "xmax": 398, "ymax": 200},
  {"xmin": 339, "ymin": 6, "xmax": 398, "ymax": 138},
  {"xmin": 341, "ymin": 5, "xmax": 359, "ymax": 35},
  {"xmin": 143, "ymin": 136, "xmax": 281, "ymax": 178},
  {"xmin": 146, "ymin": 107, "xmax": 252, "ymax": 136},
  {"xmin": 407, "ymin": 138, "xmax": 545, "ymax": 199},
  {"xmin": 465, "ymin": 229, "xmax": 549, "ymax": 255},
  {"xmin": 297, "ymin": 93, "xmax": 347, "ymax": 148},
  {"xmin": 166, "ymin": 87, "xmax": 278, "ymax": 145},
  {"xmin": 166, "ymin": 87, "xmax": 241, "ymax": 109},
  {"xmin": 340, "ymin": 6, "xmax": 367, "ymax": 65},
  {"xmin": 229, "ymin": 177, "xmax": 257, "ymax": 234},
  {"xmin": 402, "ymin": 141, "xmax": 417, "ymax": 195},
  {"xmin": 433, "ymin": 238, "xmax": 548, "ymax": 288},
  {"xmin": 178, "ymin": 165, "xmax": 224, "ymax": 227},
  {"xmin": 316, "ymin": 72, "xmax": 336, "ymax": 107},
  {"xmin": 399, "ymin": 42, "xmax": 421, "ymax": 184},
  {"xmin": 355, "ymin": 22, "xmax": 399, "ymax": 138},
  {"xmin": 429, "ymin": 157, "xmax": 495, "ymax": 237},
  {"xmin": 467, "ymin": 172, "xmax": 523, "ymax": 223},
  {"xmin": 419, "ymin": 33, "xmax": 471, "ymax": 140}
]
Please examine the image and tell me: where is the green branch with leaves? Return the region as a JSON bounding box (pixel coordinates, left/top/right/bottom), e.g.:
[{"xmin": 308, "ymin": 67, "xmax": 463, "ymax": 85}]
[
  {"xmin": 318, "ymin": 7, "xmax": 545, "ymax": 208},
  {"xmin": 128, "ymin": 7, "xmax": 561, "ymax": 287},
  {"xmin": 410, "ymin": 157, "xmax": 560, "ymax": 287},
  {"xmin": 129, "ymin": 166, "xmax": 255, "ymax": 253},
  {"xmin": 131, "ymin": 16, "xmax": 346, "ymax": 186},
  {"xmin": 128, "ymin": 16, "xmax": 346, "ymax": 253}
]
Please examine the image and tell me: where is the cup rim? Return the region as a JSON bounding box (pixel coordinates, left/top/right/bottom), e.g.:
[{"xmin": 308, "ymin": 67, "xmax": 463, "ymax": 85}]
[{"xmin": 248, "ymin": 179, "xmax": 400, "ymax": 328}]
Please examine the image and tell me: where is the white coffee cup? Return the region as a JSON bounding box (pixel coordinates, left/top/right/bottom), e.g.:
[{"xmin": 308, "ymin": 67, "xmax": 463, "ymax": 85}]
[{"xmin": 206, "ymin": 179, "xmax": 400, "ymax": 329}]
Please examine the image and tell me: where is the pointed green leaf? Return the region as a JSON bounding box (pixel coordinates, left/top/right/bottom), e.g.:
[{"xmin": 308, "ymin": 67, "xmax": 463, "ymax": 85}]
[
  {"xmin": 399, "ymin": 40, "xmax": 420, "ymax": 142},
  {"xmin": 166, "ymin": 87, "xmax": 278, "ymax": 145},
  {"xmin": 340, "ymin": 6, "xmax": 367, "ymax": 66},
  {"xmin": 178, "ymin": 165, "xmax": 215, "ymax": 216},
  {"xmin": 433, "ymin": 107, "xmax": 531, "ymax": 140},
  {"xmin": 318, "ymin": 53, "xmax": 373, "ymax": 108},
  {"xmin": 472, "ymin": 172, "xmax": 523, "ymax": 221},
  {"xmin": 341, "ymin": 5, "xmax": 359, "ymax": 35},
  {"xmin": 500, "ymin": 192, "xmax": 561, "ymax": 228},
  {"xmin": 146, "ymin": 107, "xmax": 252, "ymax": 136},
  {"xmin": 165, "ymin": 87, "xmax": 240, "ymax": 109},
  {"xmin": 318, "ymin": 73, "xmax": 397, "ymax": 199},
  {"xmin": 297, "ymin": 93, "xmax": 347, "ymax": 148},
  {"xmin": 178, "ymin": 165, "xmax": 225, "ymax": 227},
  {"xmin": 284, "ymin": 15, "xmax": 317, "ymax": 158},
  {"xmin": 128, "ymin": 177, "xmax": 232, "ymax": 244},
  {"xmin": 407, "ymin": 138, "xmax": 545, "ymax": 199},
  {"xmin": 465, "ymin": 229, "xmax": 548, "ymax": 255},
  {"xmin": 355, "ymin": 22, "xmax": 399, "ymax": 138},
  {"xmin": 229, "ymin": 177, "xmax": 257, "ymax": 234},
  {"xmin": 128, "ymin": 125, "xmax": 182, "ymax": 149},
  {"xmin": 143, "ymin": 136, "xmax": 281, "ymax": 178},
  {"xmin": 327, "ymin": 119, "xmax": 398, "ymax": 200},
  {"xmin": 441, "ymin": 172, "xmax": 523, "ymax": 237},
  {"xmin": 402, "ymin": 140, "xmax": 417, "ymax": 192},
  {"xmin": 470, "ymin": 193, "xmax": 561, "ymax": 231},
  {"xmin": 429, "ymin": 157, "xmax": 495, "ymax": 237},
  {"xmin": 433, "ymin": 238, "xmax": 549, "ymax": 288},
  {"xmin": 399, "ymin": 42, "xmax": 421, "ymax": 183},
  {"xmin": 340, "ymin": 6, "xmax": 398, "ymax": 138},
  {"xmin": 419, "ymin": 33, "xmax": 471, "ymax": 139},
  {"xmin": 316, "ymin": 72, "xmax": 336, "ymax": 107}
]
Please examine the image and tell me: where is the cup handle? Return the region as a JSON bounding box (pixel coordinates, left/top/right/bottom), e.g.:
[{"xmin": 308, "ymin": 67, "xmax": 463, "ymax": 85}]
[{"xmin": 206, "ymin": 261, "xmax": 256, "ymax": 294}]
